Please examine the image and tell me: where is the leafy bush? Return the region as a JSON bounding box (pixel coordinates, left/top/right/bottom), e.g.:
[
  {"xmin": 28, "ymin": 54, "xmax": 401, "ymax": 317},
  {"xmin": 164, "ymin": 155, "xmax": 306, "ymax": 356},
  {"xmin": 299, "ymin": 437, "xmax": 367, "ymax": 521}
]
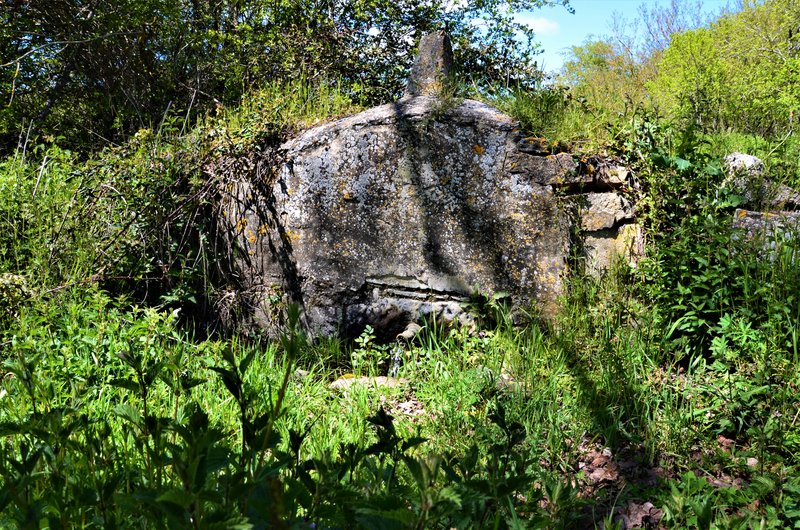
[
  {"xmin": 490, "ymin": 81, "xmax": 622, "ymax": 152},
  {"xmin": 647, "ymin": 0, "xmax": 800, "ymax": 137},
  {"xmin": 0, "ymin": 289, "xmax": 601, "ymax": 528},
  {"xmin": 0, "ymin": 78, "xmax": 360, "ymax": 330},
  {"xmin": 0, "ymin": 0, "xmax": 572, "ymax": 155},
  {"xmin": 620, "ymin": 115, "xmax": 800, "ymax": 362}
]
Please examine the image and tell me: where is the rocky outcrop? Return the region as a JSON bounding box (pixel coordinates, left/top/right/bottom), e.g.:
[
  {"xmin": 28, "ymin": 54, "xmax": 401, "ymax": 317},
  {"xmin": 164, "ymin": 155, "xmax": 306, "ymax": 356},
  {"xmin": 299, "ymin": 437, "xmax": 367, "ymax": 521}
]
[
  {"xmin": 724, "ymin": 152, "xmax": 800, "ymax": 210},
  {"xmin": 726, "ymin": 153, "xmax": 800, "ymax": 259},
  {"xmin": 568, "ymin": 157, "xmax": 642, "ymax": 276},
  {"xmin": 219, "ymin": 97, "xmax": 574, "ymax": 337},
  {"xmin": 723, "ymin": 153, "xmax": 800, "ymax": 242},
  {"xmin": 214, "ymin": 34, "xmax": 640, "ymax": 338},
  {"xmin": 582, "ymin": 224, "xmax": 643, "ymax": 276},
  {"xmin": 216, "ymin": 97, "xmax": 640, "ymax": 337},
  {"xmin": 732, "ymin": 209, "xmax": 800, "ymax": 239}
]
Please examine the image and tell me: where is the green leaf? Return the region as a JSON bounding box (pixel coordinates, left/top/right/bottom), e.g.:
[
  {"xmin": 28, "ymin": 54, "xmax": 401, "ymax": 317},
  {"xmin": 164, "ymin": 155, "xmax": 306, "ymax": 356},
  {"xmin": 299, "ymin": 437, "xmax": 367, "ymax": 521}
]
[
  {"xmin": 402, "ymin": 437, "xmax": 427, "ymax": 452},
  {"xmin": 209, "ymin": 366, "xmax": 241, "ymax": 401},
  {"xmin": 355, "ymin": 507, "xmax": 415, "ymax": 529},
  {"xmin": 672, "ymin": 157, "xmax": 691, "ymax": 172},
  {"xmin": 109, "ymin": 378, "xmax": 140, "ymax": 393},
  {"xmin": 239, "ymin": 350, "xmax": 256, "ymax": 376},
  {"xmin": 179, "ymin": 375, "xmax": 206, "ymax": 392},
  {"xmin": 113, "ymin": 404, "xmax": 141, "ymax": 425},
  {"xmin": 157, "ymin": 489, "xmax": 193, "ymax": 508}
]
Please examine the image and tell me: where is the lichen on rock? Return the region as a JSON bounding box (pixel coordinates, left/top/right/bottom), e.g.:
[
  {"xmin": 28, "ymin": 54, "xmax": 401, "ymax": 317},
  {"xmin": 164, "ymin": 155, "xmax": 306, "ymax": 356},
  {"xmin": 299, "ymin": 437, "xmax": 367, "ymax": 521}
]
[
  {"xmin": 405, "ymin": 32, "xmax": 454, "ymax": 98},
  {"xmin": 214, "ymin": 33, "xmax": 642, "ymax": 338},
  {"xmin": 217, "ymin": 95, "xmax": 576, "ymax": 337}
]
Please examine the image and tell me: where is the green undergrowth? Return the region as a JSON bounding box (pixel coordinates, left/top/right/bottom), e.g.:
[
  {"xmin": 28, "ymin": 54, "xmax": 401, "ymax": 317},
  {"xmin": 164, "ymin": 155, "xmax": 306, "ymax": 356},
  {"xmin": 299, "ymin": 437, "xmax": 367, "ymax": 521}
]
[
  {"xmin": 493, "ymin": 83, "xmax": 800, "ymax": 189},
  {"xmin": 490, "ymin": 85, "xmax": 613, "ymax": 151},
  {"xmin": 3, "ymin": 69, "xmax": 800, "ymax": 527},
  {"xmin": 0, "ymin": 77, "xmax": 359, "ymax": 318},
  {"xmin": 3, "ymin": 245, "xmax": 800, "ymax": 527},
  {"xmin": 4, "ymin": 1, "xmax": 800, "ymax": 525}
]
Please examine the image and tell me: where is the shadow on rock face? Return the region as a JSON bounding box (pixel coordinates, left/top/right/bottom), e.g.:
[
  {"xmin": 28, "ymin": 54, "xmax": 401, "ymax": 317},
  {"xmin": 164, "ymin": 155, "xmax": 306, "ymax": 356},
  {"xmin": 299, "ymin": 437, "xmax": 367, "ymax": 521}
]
[{"xmin": 212, "ymin": 33, "xmax": 642, "ymax": 339}]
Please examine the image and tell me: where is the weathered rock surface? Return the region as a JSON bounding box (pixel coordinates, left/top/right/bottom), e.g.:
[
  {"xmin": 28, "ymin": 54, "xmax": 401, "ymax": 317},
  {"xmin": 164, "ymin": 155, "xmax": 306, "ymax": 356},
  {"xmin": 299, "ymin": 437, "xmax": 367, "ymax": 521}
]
[
  {"xmin": 216, "ymin": 103, "xmax": 643, "ymax": 336},
  {"xmin": 724, "ymin": 153, "xmax": 800, "ymax": 261},
  {"xmin": 405, "ymin": 32, "xmax": 453, "ymax": 97},
  {"xmin": 583, "ymin": 224, "xmax": 644, "ymax": 276},
  {"xmin": 724, "ymin": 152, "xmax": 764, "ymax": 178},
  {"xmin": 731, "ymin": 208, "xmax": 800, "ymax": 266},
  {"xmin": 724, "ymin": 152, "xmax": 800, "ymax": 210},
  {"xmin": 576, "ymin": 192, "xmax": 635, "ymax": 232},
  {"xmin": 732, "ymin": 208, "xmax": 800, "ymax": 245},
  {"xmin": 215, "ymin": 34, "xmax": 642, "ymax": 337},
  {"xmin": 219, "ymin": 96, "xmax": 574, "ymax": 337},
  {"xmin": 330, "ymin": 376, "xmax": 407, "ymax": 391}
]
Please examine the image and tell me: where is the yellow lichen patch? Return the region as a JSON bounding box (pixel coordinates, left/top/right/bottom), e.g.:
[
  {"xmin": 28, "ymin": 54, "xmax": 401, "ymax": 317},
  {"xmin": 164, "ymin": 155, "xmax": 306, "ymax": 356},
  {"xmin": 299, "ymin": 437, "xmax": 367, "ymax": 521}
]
[
  {"xmin": 524, "ymin": 137, "xmax": 550, "ymax": 151},
  {"xmin": 473, "ymin": 144, "xmax": 486, "ymax": 156},
  {"xmin": 286, "ymin": 230, "xmax": 301, "ymax": 243},
  {"xmin": 738, "ymin": 210, "xmax": 747, "ymax": 218},
  {"xmin": 247, "ymin": 230, "xmax": 257, "ymax": 244},
  {"xmin": 257, "ymin": 224, "xmax": 269, "ymax": 235},
  {"xmin": 235, "ymin": 218, "xmax": 248, "ymax": 233}
]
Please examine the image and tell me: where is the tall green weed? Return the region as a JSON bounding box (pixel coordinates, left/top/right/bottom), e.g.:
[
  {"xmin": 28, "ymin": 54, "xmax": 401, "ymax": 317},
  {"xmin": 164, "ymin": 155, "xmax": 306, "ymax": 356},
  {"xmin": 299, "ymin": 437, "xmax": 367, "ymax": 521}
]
[{"xmin": 0, "ymin": 78, "xmax": 360, "ymax": 329}]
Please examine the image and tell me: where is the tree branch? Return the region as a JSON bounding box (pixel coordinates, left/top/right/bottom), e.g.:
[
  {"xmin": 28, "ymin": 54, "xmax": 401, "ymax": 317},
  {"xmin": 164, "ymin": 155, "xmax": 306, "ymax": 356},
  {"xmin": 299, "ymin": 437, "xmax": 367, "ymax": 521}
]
[{"xmin": 0, "ymin": 30, "xmax": 143, "ymax": 68}]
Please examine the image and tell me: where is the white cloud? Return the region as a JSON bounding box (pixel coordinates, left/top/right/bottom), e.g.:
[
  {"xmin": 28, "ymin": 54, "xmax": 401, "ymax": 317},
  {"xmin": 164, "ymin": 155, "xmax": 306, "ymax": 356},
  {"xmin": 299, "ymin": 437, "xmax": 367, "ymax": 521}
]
[{"xmin": 514, "ymin": 14, "xmax": 560, "ymax": 36}]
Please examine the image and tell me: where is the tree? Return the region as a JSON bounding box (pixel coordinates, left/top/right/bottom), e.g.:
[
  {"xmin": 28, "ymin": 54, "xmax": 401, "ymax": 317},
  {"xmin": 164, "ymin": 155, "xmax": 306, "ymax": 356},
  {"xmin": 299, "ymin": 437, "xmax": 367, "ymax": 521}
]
[
  {"xmin": 649, "ymin": 0, "xmax": 800, "ymax": 135},
  {"xmin": 557, "ymin": 0, "xmax": 738, "ymax": 118},
  {"xmin": 0, "ymin": 0, "xmax": 571, "ymax": 155}
]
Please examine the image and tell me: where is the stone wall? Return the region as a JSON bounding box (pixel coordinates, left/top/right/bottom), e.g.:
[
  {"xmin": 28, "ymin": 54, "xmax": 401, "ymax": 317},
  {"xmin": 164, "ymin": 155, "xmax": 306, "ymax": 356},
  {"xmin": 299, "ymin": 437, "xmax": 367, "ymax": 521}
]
[{"xmin": 726, "ymin": 153, "xmax": 800, "ymax": 259}]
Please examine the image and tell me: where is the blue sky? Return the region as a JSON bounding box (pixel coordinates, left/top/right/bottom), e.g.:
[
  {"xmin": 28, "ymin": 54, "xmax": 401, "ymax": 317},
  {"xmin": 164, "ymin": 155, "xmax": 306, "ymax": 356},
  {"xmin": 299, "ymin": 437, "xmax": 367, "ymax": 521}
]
[{"xmin": 520, "ymin": 0, "xmax": 734, "ymax": 74}]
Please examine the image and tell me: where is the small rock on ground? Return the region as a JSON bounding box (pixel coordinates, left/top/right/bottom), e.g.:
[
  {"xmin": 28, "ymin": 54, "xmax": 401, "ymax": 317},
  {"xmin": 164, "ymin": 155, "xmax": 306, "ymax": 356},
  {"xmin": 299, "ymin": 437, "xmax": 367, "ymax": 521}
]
[{"xmin": 330, "ymin": 376, "xmax": 407, "ymax": 391}]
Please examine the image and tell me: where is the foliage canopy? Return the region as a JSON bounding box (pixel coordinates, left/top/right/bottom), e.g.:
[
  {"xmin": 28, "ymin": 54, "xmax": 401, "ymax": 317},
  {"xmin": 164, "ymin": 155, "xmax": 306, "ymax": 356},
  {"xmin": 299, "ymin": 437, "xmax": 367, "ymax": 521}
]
[
  {"xmin": 1, "ymin": 0, "xmax": 570, "ymax": 154},
  {"xmin": 559, "ymin": 0, "xmax": 800, "ymax": 138}
]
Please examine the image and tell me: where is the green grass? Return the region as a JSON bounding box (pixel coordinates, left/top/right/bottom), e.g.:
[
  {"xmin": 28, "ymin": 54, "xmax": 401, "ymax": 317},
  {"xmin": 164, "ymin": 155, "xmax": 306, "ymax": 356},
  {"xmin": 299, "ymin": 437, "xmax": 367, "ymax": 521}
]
[{"xmin": 490, "ymin": 86, "xmax": 614, "ymax": 151}]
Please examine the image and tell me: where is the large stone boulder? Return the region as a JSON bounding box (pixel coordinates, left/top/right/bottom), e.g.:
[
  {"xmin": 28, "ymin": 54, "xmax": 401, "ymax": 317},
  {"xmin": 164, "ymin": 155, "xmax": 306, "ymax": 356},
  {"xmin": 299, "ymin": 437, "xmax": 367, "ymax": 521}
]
[
  {"xmin": 218, "ymin": 97, "xmax": 574, "ymax": 337},
  {"xmin": 214, "ymin": 33, "xmax": 640, "ymax": 338},
  {"xmin": 723, "ymin": 152, "xmax": 800, "ymax": 260},
  {"xmin": 216, "ymin": 95, "xmax": 642, "ymax": 337}
]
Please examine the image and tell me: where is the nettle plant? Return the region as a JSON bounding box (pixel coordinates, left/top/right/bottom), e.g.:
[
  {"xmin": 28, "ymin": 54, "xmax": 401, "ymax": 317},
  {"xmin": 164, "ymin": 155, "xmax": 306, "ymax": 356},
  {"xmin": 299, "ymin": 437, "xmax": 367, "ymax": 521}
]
[
  {"xmin": 612, "ymin": 113, "xmax": 799, "ymax": 359},
  {"xmin": 2, "ymin": 291, "xmax": 593, "ymax": 528},
  {"xmin": 608, "ymin": 110, "xmax": 800, "ymax": 475}
]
